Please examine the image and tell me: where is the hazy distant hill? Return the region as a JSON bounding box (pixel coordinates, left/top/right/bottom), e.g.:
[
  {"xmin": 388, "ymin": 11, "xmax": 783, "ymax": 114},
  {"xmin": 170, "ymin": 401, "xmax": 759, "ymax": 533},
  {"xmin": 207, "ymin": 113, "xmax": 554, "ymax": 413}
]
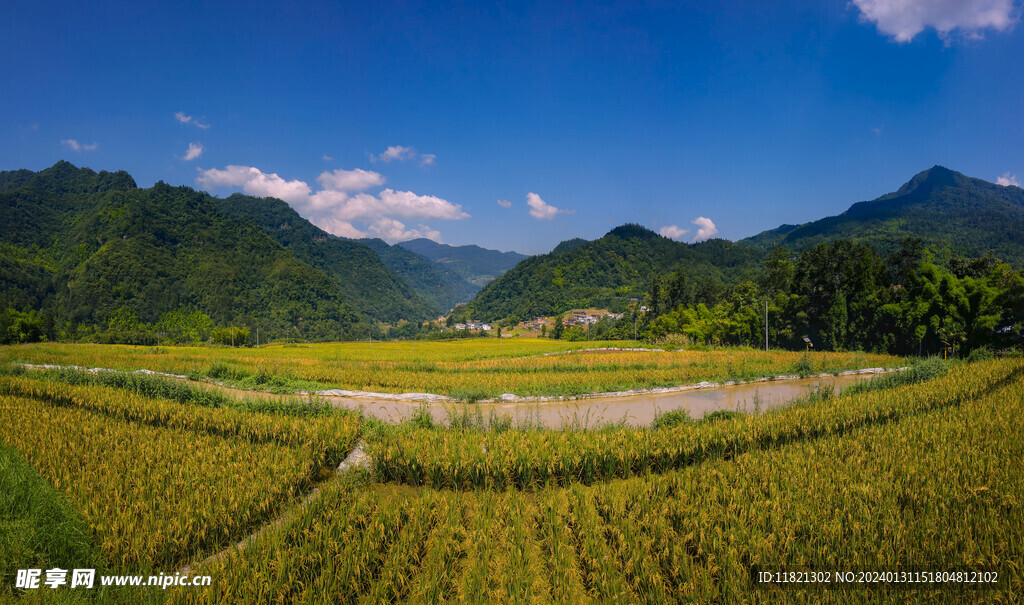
[
  {"xmin": 743, "ymin": 166, "xmax": 1024, "ymax": 266},
  {"xmin": 215, "ymin": 194, "xmax": 440, "ymax": 322},
  {"xmin": 459, "ymin": 224, "xmax": 759, "ymax": 321},
  {"xmin": 397, "ymin": 238, "xmax": 527, "ymax": 287},
  {"xmin": 357, "ymin": 238, "xmax": 479, "ymax": 313},
  {"xmin": 0, "ymin": 162, "xmax": 369, "ymax": 340}
]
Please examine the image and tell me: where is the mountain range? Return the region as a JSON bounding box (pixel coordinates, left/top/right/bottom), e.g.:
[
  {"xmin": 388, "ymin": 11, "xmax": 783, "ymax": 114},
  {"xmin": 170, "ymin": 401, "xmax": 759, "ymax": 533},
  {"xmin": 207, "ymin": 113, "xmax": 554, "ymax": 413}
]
[
  {"xmin": 0, "ymin": 162, "xmax": 523, "ymax": 339},
  {"xmin": 397, "ymin": 238, "xmax": 528, "ymax": 287},
  {"xmin": 459, "ymin": 166, "xmax": 1024, "ymax": 321},
  {"xmin": 2, "ymin": 162, "xmax": 1020, "ymax": 338}
]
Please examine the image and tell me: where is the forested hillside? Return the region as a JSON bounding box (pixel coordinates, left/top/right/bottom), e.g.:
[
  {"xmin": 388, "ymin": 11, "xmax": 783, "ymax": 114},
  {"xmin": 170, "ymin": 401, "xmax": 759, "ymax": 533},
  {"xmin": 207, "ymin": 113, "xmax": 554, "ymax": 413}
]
[
  {"xmin": 0, "ymin": 162, "xmax": 370, "ymax": 343},
  {"xmin": 457, "ymin": 224, "xmax": 760, "ymax": 322},
  {"xmin": 743, "ymin": 166, "xmax": 1024, "ymax": 265},
  {"xmin": 358, "ymin": 238, "xmax": 479, "ymax": 313},
  {"xmin": 215, "ymin": 194, "xmax": 440, "ymax": 322}
]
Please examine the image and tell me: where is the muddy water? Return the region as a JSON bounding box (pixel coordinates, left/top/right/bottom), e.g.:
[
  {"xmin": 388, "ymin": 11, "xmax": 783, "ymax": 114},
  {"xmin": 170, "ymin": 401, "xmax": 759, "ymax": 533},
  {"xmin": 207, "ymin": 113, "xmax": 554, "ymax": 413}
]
[{"xmin": 205, "ymin": 373, "xmax": 878, "ymax": 429}]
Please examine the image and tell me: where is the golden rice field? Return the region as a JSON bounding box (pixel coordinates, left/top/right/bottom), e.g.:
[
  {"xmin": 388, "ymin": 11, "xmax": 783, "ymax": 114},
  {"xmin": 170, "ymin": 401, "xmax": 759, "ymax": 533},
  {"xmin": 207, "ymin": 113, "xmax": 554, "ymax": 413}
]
[
  {"xmin": 370, "ymin": 358, "xmax": 995, "ymax": 489},
  {"xmin": 2, "ymin": 354, "xmax": 1021, "ymax": 603},
  {"xmin": 0, "ymin": 340, "xmax": 901, "ymax": 398},
  {"xmin": 0, "ymin": 376, "xmax": 361, "ymax": 573},
  {"xmin": 175, "ymin": 357, "xmax": 1024, "ymax": 603}
]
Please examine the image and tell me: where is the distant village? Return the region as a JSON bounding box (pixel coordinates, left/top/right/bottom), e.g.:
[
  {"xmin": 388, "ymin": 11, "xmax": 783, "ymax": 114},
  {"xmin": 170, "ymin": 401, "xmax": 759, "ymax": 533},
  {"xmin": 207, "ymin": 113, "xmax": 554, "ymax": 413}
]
[{"xmin": 440, "ymin": 309, "xmax": 627, "ymax": 336}]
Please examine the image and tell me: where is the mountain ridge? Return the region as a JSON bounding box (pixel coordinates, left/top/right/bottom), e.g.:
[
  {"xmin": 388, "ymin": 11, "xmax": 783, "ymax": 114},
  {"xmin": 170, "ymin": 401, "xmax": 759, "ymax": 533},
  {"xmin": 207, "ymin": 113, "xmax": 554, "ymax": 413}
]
[
  {"xmin": 396, "ymin": 238, "xmax": 527, "ymax": 287},
  {"xmin": 456, "ymin": 223, "xmax": 759, "ymax": 321},
  {"xmin": 742, "ymin": 166, "xmax": 1024, "ymax": 265},
  {"xmin": 0, "ymin": 163, "xmax": 371, "ymax": 341},
  {"xmin": 214, "ymin": 193, "xmax": 440, "ymax": 323}
]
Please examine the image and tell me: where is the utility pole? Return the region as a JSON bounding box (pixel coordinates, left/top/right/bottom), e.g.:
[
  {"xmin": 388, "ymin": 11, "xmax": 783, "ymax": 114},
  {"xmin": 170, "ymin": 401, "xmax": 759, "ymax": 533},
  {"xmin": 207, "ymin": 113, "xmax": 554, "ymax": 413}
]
[{"xmin": 765, "ymin": 299, "xmax": 768, "ymax": 351}]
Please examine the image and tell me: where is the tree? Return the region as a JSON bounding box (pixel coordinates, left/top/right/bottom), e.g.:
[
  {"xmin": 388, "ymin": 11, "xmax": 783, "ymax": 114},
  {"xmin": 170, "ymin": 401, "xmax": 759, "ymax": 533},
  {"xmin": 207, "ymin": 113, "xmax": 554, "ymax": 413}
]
[
  {"xmin": 552, "ymin": 315, "xmax": 565, "ymax": 340},
  {"xmin": 0, "ymin": 307, "xmax": 44, "ymax": 344},
  {"xmin": 822, "ymin": 292, "xmax": 848, "ymax": 351}
]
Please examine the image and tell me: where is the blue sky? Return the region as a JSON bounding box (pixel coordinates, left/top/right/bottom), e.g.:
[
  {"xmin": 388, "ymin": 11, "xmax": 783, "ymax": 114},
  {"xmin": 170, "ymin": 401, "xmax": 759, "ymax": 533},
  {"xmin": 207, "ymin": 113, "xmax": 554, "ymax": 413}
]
[{"xmin": 3, "ymin": 0, "xmax": 1022, "ymax": 254}]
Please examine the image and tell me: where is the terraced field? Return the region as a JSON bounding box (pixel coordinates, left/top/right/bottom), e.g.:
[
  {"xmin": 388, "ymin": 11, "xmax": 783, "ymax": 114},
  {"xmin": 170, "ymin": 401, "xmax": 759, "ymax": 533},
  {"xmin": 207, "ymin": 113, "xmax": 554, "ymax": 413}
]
[{"xmin": 1, "ymin": 352, "xmax": 1020, "ymax": 603}]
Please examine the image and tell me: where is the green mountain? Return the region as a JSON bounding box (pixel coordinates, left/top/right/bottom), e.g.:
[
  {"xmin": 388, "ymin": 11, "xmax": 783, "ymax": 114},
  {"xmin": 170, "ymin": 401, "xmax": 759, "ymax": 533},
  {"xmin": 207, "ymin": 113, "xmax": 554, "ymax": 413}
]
[
  {"xmin": 357, "ymin": 238, "xmax": 479, "ymax": 313},
  {"xmin": 743, "ymin": 166, "xmax": 1024, "ymax": 266},
  {"xmin": 214, "ymin": 193, "xmax": 440, "ymax": 323},
  {"xmin": 0, "ymin": 162, "xmax": 369, "ymax": 341},
  {"xmin": 396, "ymin": 238, "xmax": 527, "ymax": 287},
  {"xmin": 459, "ymin": 224, "xmax": 760, "ymax": 321}
]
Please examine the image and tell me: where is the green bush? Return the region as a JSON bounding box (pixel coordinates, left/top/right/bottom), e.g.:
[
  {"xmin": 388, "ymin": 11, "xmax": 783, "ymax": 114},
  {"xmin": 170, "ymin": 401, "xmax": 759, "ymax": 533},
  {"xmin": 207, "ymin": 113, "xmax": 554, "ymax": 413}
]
[{"xmin": 651, "ymin": 409, "xmax": 692, "ymax": 429}]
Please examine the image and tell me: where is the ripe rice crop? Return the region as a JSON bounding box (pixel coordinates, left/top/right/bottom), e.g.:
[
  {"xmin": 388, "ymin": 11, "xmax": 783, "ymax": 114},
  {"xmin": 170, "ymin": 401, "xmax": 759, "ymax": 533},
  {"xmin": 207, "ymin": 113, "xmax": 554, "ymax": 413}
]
[
  {"xmin": 178, "ymin": 358, "xmax": 1023, "ymax": 602},
  {"xmin": 0, "ymin": 376, "xmax": 360, "ymax": 467},
  {"xmin": 1, "ymin": 341, "xmax": 900, "ymax": 398},
  {"xmin": 370, "ymin": 358, "xmax": 1019, "ymax": 489},
  {"xmin": 0, "ymin": 375, "xmax": 361, "ymax": 572}
]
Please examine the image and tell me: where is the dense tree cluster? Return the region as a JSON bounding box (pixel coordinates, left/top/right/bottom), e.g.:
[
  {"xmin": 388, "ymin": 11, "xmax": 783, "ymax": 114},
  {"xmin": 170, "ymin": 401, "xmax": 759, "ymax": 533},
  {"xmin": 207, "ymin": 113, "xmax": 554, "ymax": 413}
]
[{"xmin": 643, "ymin": 239, "xmax": 1023, "ymax": 355}]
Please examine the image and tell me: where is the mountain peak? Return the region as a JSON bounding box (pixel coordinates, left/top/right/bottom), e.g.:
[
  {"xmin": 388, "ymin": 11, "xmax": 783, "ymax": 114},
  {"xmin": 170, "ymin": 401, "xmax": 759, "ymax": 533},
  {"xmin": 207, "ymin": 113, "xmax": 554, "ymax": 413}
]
[
  {"xmin": 0, "ymin": 161, "xmax": 137, "ymax": 195},
  {"xmin": 893, "ymin": 165, "xmax": 963, "ymax": 197},
  {"xmin": 606, "ymin": 224, "xmax": 660, "ymax": 240}
]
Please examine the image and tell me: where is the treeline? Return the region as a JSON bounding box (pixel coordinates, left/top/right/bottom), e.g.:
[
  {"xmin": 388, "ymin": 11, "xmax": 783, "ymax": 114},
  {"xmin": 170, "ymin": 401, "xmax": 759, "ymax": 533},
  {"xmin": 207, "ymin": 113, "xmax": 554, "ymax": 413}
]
[
  {"xmin": 639, "ymin": 238, "xmax": 1023, "ymax": 355},
  {"xmin": 0, "ymin": 306, "xmax": 381, "ymax": 346}
]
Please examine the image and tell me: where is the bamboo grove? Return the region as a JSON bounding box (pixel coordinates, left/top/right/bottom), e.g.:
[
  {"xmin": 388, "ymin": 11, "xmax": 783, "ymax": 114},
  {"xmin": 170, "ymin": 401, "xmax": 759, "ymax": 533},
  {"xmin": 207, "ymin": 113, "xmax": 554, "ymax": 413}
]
[{"xmin": 643, "ymin": 239, "xmax": 1024, "ymax": 355}]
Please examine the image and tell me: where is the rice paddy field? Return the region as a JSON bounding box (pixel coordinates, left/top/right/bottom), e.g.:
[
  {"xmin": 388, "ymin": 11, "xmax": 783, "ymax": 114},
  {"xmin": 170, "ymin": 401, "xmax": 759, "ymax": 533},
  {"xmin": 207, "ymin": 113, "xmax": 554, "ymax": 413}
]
[
  {"xmin": 1, "ymin": 343, "xmax": 1021, "ymax": 603},
  {"xmin": 0, "ymin": 340, "xmax": 901, "ymax": 399}
]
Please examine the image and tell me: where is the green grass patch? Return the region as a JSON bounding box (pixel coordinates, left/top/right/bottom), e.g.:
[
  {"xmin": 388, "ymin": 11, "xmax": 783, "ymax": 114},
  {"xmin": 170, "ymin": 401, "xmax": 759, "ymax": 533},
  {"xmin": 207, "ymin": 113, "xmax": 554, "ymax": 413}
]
[{"xmin": 0, "ymin": 442, "xmax": 103, "ymax": 597}]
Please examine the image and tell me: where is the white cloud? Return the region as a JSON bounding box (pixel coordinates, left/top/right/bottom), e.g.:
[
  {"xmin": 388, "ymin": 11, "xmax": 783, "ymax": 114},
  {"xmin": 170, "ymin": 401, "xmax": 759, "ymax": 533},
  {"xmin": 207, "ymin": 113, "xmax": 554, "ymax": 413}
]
[
  {"xmin": 310, "ymin": 216, "xmax": 367, "ymax": 239},
  {"xmin": 196, "ymin": 164, "xmax": 467, "ymax": 243},
  {"xmin": 322, "ymin": 154, "xmax": 334, "ymax": 161},
  {"xmin": 852, "ymin": 0, "xmax": 1017, "ymax": 42},
  {"xmin": 329, "ymin": 189, "xmax": 469, "ymax": 221},
  {"xmin": 371, "ymin": 145, "xmax": 436, "ymax": 166},
  {"xmin": 175, "ymin": 112, "xmax": 210, "ymax": 129},
  {"xmin": 526, "ymin": 192, "xmax": 573, "ymax": 220},
  {"xmin": 317, "ymin": 168, "xmax": 386, "ymax": 192},
  {"xmin": 497, "ymin": 199, "xmax": 512, "ymax": 208},
  {"xmin": 196, "ymin": 165, "xmax": 312, "ymax": 204},
  {"xmin": 871, "ymin": 124, "xmax": 884, "ymax": 135},
  {"xmin": 373, "ymin": 145, "xmax": 415, "ymax": 163},
  {"xmin": 997, "ymin": 172, "xmax": 1021, "ymax": 187},
  {"xmin": 183, "ymin": 142, "xmax": 203, "ymax": 161},
  {"xmin": 60, "ymin": 139, "xmax": 98, "ymax": 152},
  {"xmin": 691, "ymin": 217, "xmax": 719, "ymax": 242},
  {"xmin": 365, "ymin": 217, "xmax": 443, "ymax": 243},
  {"xmin": 659, "ymin": 225, "xmax": 690, "ymax": 240}
]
